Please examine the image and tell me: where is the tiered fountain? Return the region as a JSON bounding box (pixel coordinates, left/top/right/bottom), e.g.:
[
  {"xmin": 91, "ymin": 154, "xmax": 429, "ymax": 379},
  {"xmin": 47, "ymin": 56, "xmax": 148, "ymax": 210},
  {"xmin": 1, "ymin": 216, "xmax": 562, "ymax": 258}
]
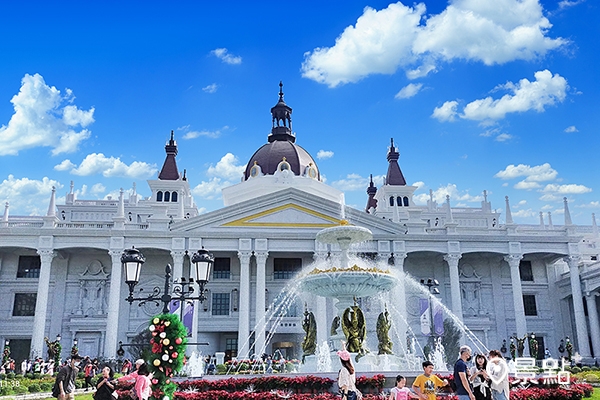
[{"xmin": 298, "ymin": 220, "xmax": 400, "ymax": 372}]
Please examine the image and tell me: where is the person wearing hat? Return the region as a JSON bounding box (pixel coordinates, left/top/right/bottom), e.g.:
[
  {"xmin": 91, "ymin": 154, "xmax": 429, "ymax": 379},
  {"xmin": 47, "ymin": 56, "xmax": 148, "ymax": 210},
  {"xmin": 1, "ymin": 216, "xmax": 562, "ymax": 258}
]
[
  {"xmin": 337, "ymin": 341, "xmax": 362, "ymax": 400},
  {"xmin": 53, "ymin": 354, "xmax": 82, "ymax": 400}
]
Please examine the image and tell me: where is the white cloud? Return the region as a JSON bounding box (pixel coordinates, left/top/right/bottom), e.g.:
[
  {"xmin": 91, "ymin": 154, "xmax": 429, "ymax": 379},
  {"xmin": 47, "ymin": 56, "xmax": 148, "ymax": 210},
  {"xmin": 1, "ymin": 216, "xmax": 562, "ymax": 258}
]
[
  {"xmin": 332, "ymin": 174, "xmax": 385, "ymax": 192},
  {"xmin": 575, "ymin": 201, "xmax": 599, "ymax": 209},
  {"xmin": 191, "ymin": 177, "xmax": 224, "ymax": 200},
  {"xmin": 558, "ymin": 0, "xmax": 585, "ymax": 10},
  {"xmin": 517, "ymin": 200, "xmax": 527, "ymax": 206},
  {"xmin": 443, "ymin": 70, "xmax": 568, "ymax": 122},
  {"xmin": 0, "ymin": 73, "xmax": 94, "ymax": 156},
  {"xmin": 181, "ymin": 125, "xmax": 229, "ymax": 139},
  {"xmin": 539, "ymin": 193, "xmax": 561, "ymax": 202},
  {"xmin": 432, "ymin": 100, "xmax": 458, "ymax": 122},
  {"xmin": 91, "ymin": 183, "xmax": 106, "ymax": 194},
  {"xmin": 413, "ymin": 183, "xmax": 483, "ymax": 205},
  {"xmin": 494, "ymin": 163, "xmax": 558, "ymax": 182},
  {"xmin": 512, "ymin": 208, "xmax": 536, "ymax": 218},
  {"xmin": 542, "ymin": 183, "xmax": 592, "ymax": 194},
  {"xmin": 317, "ymin": 150, "xmax": 334, "ymax": 160},
  {"xmin": 412, "ymin": 181, "xmax": 425, "ymax": 189},
  {"xmin": 302, "ymin": 1, "xmax": 565, "ymax": 87},
  {"xmin": 395, "ymin": 83, "xmax": 423, "ymax": 99},
  {"xmin": 514, "ymin": 181, "xmax": 541, "ymax": 190},
  {"xmin": 202, "ymin": 84, "xmax": 218, "ymax": 93},
  {"xmin": 211, "ymin": 48, "xmax": 242, "ymax": 65},
  {"xmin": 0, "ymin": 175, "xmax": 61, "ymax": 215},
  {"xmin": 564, "ymin": 125, "xmax": 578, "ymax": 133},
  {"xmin": 56, "ymin": 153, "xmax": 157, "ymax": 179},
  {"xmin": 495, "ymin": 133, "xmax": 513, "ymax": 142},
  {"xmin": 206, "ymin": 153, "xmax": 246, "ymax": 181}
]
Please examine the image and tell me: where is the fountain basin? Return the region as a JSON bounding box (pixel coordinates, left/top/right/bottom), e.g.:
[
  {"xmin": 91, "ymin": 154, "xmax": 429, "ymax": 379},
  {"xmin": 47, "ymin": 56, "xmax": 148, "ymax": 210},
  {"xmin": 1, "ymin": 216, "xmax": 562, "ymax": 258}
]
[
  {"xmin": 315, "ymin": 224, "xmax": 372, "ymax": 247},
  {"xmin": 300, "ymin": 267, "xmax": 397, "ymax": 299}
]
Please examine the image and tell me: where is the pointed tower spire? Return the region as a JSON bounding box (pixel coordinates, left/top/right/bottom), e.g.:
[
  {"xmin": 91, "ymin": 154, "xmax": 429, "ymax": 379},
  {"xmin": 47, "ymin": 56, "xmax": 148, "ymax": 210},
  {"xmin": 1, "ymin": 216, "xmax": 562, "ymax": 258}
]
[
  {"xmin": 563, "ymin": 197, "xmax": 573, "ymax": 225},
  {"xmin": 539, "ymin": 212, "xmax": 545, "ymax": 229},
  {"xmin": 158, "ymin": 130, "xmax": 180, "ymax": 180},
  {"xmin": 385, "ymin": 138, "xmax": 406, "ymax": 186},
  {"xmin": 365, "ymin": 174, "xmax": 378, "ymax": 213},
  {"xmin": 47, "ymin": 186, "xmax": 56, "ymax": 217},
  {"xmin": 592, "ymin": 213, "xmax": 598, "ymax": 236},
  {"xmin": 505, "ymin": 196, "xmax": 513, "ymax": 224},
  {"xmin": 547, "ymin": 212, "xmax": 553, "ymax": 229},
  {"xmin": 268, "ymin": 81, "xmax": 294, "ymax": 143}
]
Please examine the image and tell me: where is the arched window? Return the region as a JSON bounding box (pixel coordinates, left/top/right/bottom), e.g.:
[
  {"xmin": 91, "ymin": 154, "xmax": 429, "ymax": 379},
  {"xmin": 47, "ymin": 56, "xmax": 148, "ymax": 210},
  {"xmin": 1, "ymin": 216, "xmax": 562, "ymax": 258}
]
[
  {"xmin": 403, "ymin": 197, "xmax": 409, "ymax": 206},
  {"xmin": 156, "ymin": 191, "xmax": 163, "ymax": 202},
  {"xmin": 389, "ymin": 196, "xmax": 394, "ymax": 206},
  {"xmin": 164, "ymin": 191, "xmax": 170, "ymax": 202},
  {"xmin": 396, "ymin": 196, "xmax": 402, "ymax": 206},
  {"xmin": 171, "ymin": 192, "xmax": 178, "ymax": 202}
]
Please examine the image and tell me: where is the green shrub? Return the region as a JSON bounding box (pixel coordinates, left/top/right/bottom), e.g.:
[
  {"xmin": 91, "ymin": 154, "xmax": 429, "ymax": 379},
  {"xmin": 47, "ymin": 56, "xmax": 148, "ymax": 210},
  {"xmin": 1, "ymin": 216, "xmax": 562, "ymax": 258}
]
[
  {"xmin": 0, "ymin": 373, "xmax": 6, "ymax": 380},
  {"xmin": 0, "ymin": 385, "xmax": 14, "ymax": 396},
  {"xmin": 216, "ymin": 364, "xmax": 227, "ymax": 374},
  {"xmin": 13, "ymin": 385, "xmax": 28, "ymax": 394},
  {"xmin": 28, "ymin": 383, "xmax": 41, "ymax": 393},
  {"xmin": 584, "ymin": 373, "xmax": 599, "ymax": 383},
  {"xmin": 40, "ymin": 382, "xmax": 53, "ymax": 391},
  {"xmin": 571, "ymin": 366, "xmax": 582, "ymax": 373},
  {"xmin": 581, "ymin": 366, "xmax": 591, "ymax": 372},
  {"xmin": 6, "ymin": 372, "xmax": 15, "ymax": 379},
  {"xmin": 32, "ymin": 373, "xmax": 41, "ymax": 380}
]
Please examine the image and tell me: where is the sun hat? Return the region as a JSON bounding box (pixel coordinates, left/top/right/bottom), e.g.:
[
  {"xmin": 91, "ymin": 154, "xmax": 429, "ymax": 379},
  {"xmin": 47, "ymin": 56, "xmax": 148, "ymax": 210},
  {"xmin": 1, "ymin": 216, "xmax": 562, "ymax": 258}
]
[{"xmin": 337, "ymin": 349, "xmax": 351, "ymax": 361}]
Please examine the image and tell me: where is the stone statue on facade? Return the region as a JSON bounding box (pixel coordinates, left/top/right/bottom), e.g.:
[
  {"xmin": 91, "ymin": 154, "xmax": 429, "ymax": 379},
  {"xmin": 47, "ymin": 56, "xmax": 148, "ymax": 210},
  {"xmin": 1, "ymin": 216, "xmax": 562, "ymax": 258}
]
[
  {"xmin": 528, "ymin": 333, "xmax": 538, "ymax": 359},
  {"xmin": 301, "ymin": 309, "xmax": 317, "ymax": 362},
  {"xmin": 376, "ymin": 307, "xmax": 393, "ymax": 355},
  {"xmin": 330, "ymin": 315, "xmax": 340, "ymax": 336},
  {"xmin": 516, "ymin": 334, "xmax": 527, "ymax": 357},
  {"xmin": 341, "ymin": 305, "xmax": 367, "ymax": 358}
]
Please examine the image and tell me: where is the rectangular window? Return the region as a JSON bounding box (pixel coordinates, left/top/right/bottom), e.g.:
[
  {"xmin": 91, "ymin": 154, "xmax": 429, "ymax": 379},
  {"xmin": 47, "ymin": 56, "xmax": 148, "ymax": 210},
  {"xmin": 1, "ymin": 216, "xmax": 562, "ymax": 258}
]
[
  {"xmin": 519, "ymin": 261, "xmax": 534, "ymax": 282},
  {"xmin": 273, "ymin": 258, "xmax": 302, "ymax": 280},
  {"xmin": 13, "ymin": 293, "xmax": 37, "ymax": 316},
  {"xmin": 225, "ymin": 337, "xmax": 238, "ymax": 359},
  {"xmin": 212, "ymin": 258, "xmax": 231, "ymax": 279},
  {"xmin": 17, "ymin": 256, "xmax": 41, "ymax": 278},
  {"xmin": 212, "ymin": 292, "xmax": 230, "ymax": 316},
  {"xmin": 523, "ymin": 294, "xmax": 537, "ymax": 316}
]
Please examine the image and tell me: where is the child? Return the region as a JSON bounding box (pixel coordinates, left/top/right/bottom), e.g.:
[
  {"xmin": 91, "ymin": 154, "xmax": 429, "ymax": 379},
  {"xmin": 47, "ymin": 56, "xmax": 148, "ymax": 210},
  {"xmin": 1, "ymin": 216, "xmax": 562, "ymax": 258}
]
[
  {"xmin": 412, "ymin": 361, "xmax": 449, "ymax": 400},
  {"xmin": 389, "ymin": 375, "xmax": 419, "ymax": 400}
]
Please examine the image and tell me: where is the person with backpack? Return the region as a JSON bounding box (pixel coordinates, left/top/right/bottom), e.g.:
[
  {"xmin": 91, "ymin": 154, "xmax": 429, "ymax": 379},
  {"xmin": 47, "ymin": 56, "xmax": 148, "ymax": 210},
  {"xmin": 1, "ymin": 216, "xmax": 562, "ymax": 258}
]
[
  {"xmin": 84, "ymin": 358, "xmax": 98, "ymax": 391},
  {"xmin": 53, "ymin": 354, "xmax": 82, "ymax": 400}
]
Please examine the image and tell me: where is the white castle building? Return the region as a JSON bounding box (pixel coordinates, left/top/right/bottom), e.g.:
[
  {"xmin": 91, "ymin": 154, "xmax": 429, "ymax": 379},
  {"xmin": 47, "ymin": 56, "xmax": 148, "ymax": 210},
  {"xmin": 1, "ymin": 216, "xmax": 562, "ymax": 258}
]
[{"xmin": 1, "ymin": 84, "xmax": 599, "ymax": 367}]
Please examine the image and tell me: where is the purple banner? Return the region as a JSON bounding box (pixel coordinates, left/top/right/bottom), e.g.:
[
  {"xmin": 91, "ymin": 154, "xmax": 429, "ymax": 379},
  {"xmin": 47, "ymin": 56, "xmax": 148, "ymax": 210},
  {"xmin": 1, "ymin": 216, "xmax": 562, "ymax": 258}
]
[
  {"xmin": 169, "ymin": 300, "xmax": 194, "ymax": 336},
  {"xmin": 420, "ymin": 298, "xmax": 431, "ymax": 336},
  {"xmin": 433, "ymin": 301, "xmax": 444, "ymax": 336}
]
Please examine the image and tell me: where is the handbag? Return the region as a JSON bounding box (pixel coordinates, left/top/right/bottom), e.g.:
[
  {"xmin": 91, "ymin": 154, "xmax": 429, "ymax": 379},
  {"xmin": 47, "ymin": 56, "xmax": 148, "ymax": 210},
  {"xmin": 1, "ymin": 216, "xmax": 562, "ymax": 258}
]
[{"xmin": 344, "ymin": 390, "xmax": 357, "ymax": 400}]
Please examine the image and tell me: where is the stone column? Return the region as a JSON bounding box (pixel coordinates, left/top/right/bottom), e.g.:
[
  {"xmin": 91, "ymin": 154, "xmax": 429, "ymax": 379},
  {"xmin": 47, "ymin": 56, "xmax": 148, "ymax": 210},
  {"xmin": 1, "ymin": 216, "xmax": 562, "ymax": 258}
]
[
  {"xmin": 312, "ymin": 252, "xmax": 328, "ymax": 347},
  {"xmin": 444, "ymin": 253, "xmax": 463, "ymax": 320},
  {"xmin": 170, "ymin": 251, "xmax": 186, "ymax": 284},
  {"xmin": 104, "ymin": 249, "xmax": 123, "ymax": 358},
  {"xmin": 31, "ymin": 249, "xmax": 55, "ymax": 359},
  {"xmin": 585, "ymin": 292, "xmax": 600, "ymax": 359},
  {"xmin": 237, "ymin": 251, "xmax": 252, "ymax": 358},
  {"xmin": 567, "ymin": 256, "xmax": 591, "ymax": 357},
  {"xmin": 254, "ymin": 251, "xmax": 268, "ymax": 355},
  {"xmin": 505, "ymin": 254, "xmax": 527, "ymax": 339}
]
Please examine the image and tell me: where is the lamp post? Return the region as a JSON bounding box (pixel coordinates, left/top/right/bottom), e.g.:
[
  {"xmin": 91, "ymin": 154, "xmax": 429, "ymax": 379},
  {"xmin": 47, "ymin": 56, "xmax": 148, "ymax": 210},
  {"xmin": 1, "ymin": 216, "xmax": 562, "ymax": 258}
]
[
  {"xmin": 500, "ymin": 339, "xmax": 507, "ymax": 355},
  {"xmin": 420, "ymin": 278, "xmax": 440, "ymax": 338},
  {"xmin": 71, "ymin": 338, "xmax": 79, "ymax": 358},
  {"xmin": 122, "ymin": 246, "xmax": 214, "ymax": 317}
]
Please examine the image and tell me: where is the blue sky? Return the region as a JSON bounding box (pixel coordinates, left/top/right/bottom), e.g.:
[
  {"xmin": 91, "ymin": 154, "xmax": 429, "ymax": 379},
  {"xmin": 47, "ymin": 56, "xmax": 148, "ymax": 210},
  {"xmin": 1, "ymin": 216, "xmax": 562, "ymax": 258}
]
[{"xmin": 0, "ymin": 0, "xmax": 598, "ymax": 225}]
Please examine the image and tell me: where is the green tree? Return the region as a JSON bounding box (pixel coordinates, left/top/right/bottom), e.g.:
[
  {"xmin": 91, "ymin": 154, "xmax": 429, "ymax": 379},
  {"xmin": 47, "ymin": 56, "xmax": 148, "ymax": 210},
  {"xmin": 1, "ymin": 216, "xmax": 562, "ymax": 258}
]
[{"xmin": 442, "ymin": 319, "xmax": 461, "ymax": 364}]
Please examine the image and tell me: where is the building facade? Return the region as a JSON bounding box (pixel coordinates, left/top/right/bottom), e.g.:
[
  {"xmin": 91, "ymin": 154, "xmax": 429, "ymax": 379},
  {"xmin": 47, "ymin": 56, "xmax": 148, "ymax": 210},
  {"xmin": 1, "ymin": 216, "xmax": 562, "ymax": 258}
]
[{"xmin": 1, "ymin": 85, "xmax": 599, "ymax": 367}]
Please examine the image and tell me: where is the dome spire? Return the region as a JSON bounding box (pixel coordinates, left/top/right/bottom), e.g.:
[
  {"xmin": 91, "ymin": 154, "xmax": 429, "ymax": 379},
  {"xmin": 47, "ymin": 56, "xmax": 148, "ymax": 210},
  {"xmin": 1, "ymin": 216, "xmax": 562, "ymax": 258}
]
[
  {"xmin": 269, "ymin": 81, "xmax": 295, "ymax": 143},
  {"xmin": 365, "ymin": 174, "xmax": 378, "ymax": 213}
]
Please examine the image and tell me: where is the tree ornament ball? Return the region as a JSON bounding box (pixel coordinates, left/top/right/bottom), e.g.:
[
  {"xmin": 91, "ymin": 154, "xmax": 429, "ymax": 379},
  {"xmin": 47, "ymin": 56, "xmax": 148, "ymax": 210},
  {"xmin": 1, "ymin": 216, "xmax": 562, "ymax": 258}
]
[
  {"xmin": 152, "ymin": 379, "xmax": 158, "ymax": 385},
  {"xmin": 153, "ymin": 359, "xmax": 161, "ymax": 366},
  {"xmin": 175, "ymin": 338, "xmax": 182, "ymax": 345},
  {"xmin": 163, "ymin": 338, "xmax": 170, "ymax": 346},
  {"xmin": 171, "ymin": 352, "xmax": 178, "ymax": 358},
  {"xmin": 164, "ymin": 321, "xmax": 171, "ymax": 327},
  {"xmin": 162, "ymin": 354, "xmax": 169, "ymax": 361},
  {"xmin": 149, "ymin": 325, "xmax": 156, "ymax": 332},
  {"xmin": 159, "ymin": 332, "xmax": 167, "ymax": 338},
  {"xmin": 153, "ymin": 318, "xmax": 160, "ymax": 324}
]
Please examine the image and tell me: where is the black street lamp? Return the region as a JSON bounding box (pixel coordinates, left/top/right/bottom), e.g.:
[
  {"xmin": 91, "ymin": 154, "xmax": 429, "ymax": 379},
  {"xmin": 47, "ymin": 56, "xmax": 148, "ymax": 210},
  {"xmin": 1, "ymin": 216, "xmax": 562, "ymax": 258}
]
[
  {"xmin": 122, "ymin": 246, "xmax": 214, "ymax": 315},
  {"xmin": 420, "ymin": 278, "xmax": 440, "ymax": 338}
]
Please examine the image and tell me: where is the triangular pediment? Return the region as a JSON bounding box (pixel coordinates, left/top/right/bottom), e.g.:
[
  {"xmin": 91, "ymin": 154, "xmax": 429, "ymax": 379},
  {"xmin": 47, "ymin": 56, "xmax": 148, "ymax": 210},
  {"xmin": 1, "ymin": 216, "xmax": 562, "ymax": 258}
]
[{"xmin": 222, "ymin": 203, "xmax": 340, "ymax": 228}]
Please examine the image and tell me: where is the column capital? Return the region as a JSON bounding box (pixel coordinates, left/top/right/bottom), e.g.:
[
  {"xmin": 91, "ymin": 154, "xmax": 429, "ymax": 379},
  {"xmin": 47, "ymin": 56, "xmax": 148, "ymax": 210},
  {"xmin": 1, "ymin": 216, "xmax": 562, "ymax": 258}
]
[
  {"xmin": 170, "ymin": 250, "xmax": 186, "ymax": 260},
  {"xmin": 444, "ymin": 253, "xmax": 462, "ymax": 264},
  {"xmin": 237, "ymin": 251, "xmax": 252, "ymax": 263},
  {"xmin": 565, "ymin": 255, "xmax": 582, "ymax": 268},
  {"xmin": 36, "ymin": 249, "xmax": 56, "ymax": 263},
  {"xmin": 255, "ymin": 251, "xmax": 269, "ymax": 263},
  {"xmin": 108, "ymin": 249, "xmax": 124, "ymax": 261},
  {"xmin": 504, "ymin": 254, "xmax": 523, "ymax": 267}
]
